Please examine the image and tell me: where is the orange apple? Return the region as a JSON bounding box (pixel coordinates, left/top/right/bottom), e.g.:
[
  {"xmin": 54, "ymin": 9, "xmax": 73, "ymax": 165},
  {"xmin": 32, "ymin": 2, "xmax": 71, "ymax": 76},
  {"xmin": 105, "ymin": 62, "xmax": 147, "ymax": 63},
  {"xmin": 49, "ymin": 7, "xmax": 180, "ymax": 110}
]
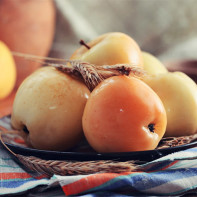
[
  {"xmin": 70, "ymin": 32, "xmax": 143, "ymax": 68},
  {"xmin": 82, "ymin": 76, "xmax": 167, "ymax": 153}
]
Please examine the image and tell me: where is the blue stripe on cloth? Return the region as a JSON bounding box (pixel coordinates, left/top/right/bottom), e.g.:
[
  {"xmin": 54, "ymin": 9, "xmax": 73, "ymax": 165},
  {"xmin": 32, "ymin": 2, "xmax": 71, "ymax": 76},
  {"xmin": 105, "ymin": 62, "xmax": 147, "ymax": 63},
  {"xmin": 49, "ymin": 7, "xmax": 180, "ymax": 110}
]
[
  {"xmin": 84, "ymin": 168, "xmax": 197, "ymax": 195},
  {"xmin": 141, "ymin": 174, "xmax": 197, "ymax": 195},
  {"xmin": 0, "ymin": 178, "xmax": 37, "ymax": 188},
  {"xmin": 0, "ymin": 179, "xmax": 50, "ymax": 195},
  {"xmin": 134, "ymin": 168, "xmax": 197, "ymax": 191}
]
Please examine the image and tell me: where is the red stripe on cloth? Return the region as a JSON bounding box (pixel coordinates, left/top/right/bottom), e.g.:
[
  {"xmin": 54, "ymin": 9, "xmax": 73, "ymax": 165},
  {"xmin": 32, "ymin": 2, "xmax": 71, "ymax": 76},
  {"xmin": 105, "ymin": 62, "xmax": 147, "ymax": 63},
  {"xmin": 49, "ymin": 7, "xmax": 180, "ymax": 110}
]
[
  {"xmin": 0, "ymin": 172, "xmax": 32, "ymax": 180},
  {"xmin": 62, "ymin": 172, "xmax": 134, "ymax": 196},
  {"xmin": 14, "ymin": 138, "xmax": 26, "ymax": 145},
  {"xmin": 35, "ymin": 174, "xmax": 49, "ymax": 180},
  {"xmin": 145, "ymin": 161, "xmax": 179, "ymax": 173},
  {"xmin": 160, "ymin": 161, "xmax": 179, "ymax": 171}
]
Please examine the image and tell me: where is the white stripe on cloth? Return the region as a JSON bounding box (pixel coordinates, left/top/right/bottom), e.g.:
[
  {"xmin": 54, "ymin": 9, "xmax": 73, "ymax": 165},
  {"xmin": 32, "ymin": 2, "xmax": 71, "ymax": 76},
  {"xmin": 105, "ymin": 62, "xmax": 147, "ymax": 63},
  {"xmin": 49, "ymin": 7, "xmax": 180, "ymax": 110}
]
[
  {"xmin": 141, "ymin": 174, "xmax": 197, "ymax": 195},
  {"xmin": 54, "ymin": 174, "xmax": 92, "ymax": 185},
  {"xmin": 167, "ymin": 159, "xmax": 197, "ymax": 169}
]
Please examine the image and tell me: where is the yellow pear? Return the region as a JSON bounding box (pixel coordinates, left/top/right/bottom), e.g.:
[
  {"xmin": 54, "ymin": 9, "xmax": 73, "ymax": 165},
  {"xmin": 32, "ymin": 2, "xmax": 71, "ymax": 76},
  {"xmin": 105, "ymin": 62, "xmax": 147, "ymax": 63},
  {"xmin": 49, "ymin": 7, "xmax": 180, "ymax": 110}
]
[
  {"xmin": 143, "ymin": 72, "xmax": 197, "ymax": 137},
  {"xmin": 11, "ymin": 66, "xmax": 90, "ymax": 151},
  {"xmin": 142, "ymin": 51, "xmax": 168, "ymax": 75}
]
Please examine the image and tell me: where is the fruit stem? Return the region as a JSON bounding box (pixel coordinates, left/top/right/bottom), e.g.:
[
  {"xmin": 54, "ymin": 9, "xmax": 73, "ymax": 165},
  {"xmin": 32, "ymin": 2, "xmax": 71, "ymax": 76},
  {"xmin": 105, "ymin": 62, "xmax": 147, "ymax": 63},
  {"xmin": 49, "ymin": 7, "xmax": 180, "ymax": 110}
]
[
  {"xmin": 79, "ymin": 40, "xmax": 91, "ymax": 50},
  {"xmin": 55, "ymin": 61, "xmax": 145, "ymax": 91}
]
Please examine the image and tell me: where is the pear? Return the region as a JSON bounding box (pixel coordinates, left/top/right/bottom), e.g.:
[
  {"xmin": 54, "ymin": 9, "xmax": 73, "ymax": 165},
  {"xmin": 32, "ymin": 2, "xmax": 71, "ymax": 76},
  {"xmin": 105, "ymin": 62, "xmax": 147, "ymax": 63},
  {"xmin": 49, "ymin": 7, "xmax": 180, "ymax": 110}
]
[
  {"xmin": 11, "ymin": 66, "xmax": 90, "ymax": 151},
  {"xmin": 142, "ymin": 51, "xmax": 168, "ymax": 75},
  {"xmin": 144, "ymin": 72, "xmax": 197, "ymax": 136}
]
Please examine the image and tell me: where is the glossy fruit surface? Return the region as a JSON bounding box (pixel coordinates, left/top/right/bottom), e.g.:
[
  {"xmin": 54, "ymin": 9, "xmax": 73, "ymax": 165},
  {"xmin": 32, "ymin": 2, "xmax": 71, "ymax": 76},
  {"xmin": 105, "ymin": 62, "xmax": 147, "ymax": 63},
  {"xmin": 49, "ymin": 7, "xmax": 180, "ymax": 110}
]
[{"xmin": 82, "ymin": 76, "xmax": 167, "ymax": 152}]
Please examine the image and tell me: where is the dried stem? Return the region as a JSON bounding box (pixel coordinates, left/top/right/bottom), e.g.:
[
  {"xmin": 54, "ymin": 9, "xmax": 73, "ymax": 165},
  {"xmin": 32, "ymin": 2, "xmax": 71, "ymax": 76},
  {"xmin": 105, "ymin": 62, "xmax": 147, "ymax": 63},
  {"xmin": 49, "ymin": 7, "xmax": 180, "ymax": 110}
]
[
  {"xmin": 12, "ymin": 51, "xmax": 68, "ymax": 63},
  {"xmin": 12, "ymin": 52, "xmax": 146, "ymax": 91},
  {"xmin": 17, "ymin": 155, "xmax": 137, "ymax": 176},
  {"xmin": 54, "ymin": 61, "xmax": 146, "ymax": 91}
]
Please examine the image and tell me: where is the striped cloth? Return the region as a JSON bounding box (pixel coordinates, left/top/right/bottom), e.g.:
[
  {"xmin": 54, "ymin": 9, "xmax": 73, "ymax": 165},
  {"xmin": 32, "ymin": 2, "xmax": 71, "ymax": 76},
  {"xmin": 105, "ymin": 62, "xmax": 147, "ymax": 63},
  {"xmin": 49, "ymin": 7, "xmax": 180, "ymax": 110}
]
[
  {"xmin": 55, "ymin": 148, "xmax": 197, "ymax": 196},
  {"xmin": 1, "ymin": 116, "xmax": 197, "ymax": 196}
]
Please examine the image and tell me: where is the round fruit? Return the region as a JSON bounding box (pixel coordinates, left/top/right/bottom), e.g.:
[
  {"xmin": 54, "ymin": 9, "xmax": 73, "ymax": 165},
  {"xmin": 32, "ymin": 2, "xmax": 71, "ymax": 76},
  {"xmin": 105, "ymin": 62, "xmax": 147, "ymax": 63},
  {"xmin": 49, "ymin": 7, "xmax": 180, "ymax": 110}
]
[
  {"xmin": 70, "ymin": 32, "xmax": 144, "ymax": 68},
  {"xmin": 11, "ymin": 66, "xmax": 90, "ymax": 151},
  {"xmin": 0, "ymin": 41, "xmax": 16, "ymax": 99},
  {"xmin": 0, "ymin": 0, "xmax": 55, "ymax": 87},
  {"xmin": 143, "ymin": 72, "xmax": 197, "ymax": 137},
  {"xmin": 82, "ymin": 76, "xmax": 167, "ymax": 153}
]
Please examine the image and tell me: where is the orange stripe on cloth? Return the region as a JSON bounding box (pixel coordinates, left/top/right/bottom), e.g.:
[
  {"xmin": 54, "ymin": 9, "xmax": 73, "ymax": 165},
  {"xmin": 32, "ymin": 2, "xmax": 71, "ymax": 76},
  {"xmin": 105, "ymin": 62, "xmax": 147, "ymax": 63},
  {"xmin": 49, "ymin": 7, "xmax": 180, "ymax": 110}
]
[
  {"xmin": 62, "ymin": 172, "xmax": 133, "ymax": 196},
  {"xmin": 0, "ymin": 172, "xmax": 47, "ymax": 180},
  {"xmin": 0, "ymin": 172, "xmax": 32, "ymax": 180}
]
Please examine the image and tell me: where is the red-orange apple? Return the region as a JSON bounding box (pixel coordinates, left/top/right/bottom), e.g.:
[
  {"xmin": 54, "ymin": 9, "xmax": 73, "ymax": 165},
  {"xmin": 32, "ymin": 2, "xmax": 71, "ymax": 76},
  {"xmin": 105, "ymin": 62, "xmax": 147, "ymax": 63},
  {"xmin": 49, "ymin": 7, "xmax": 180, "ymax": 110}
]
[{"xmin": 82, "ymin": 76, "xmax": 167, "ymax": 153}]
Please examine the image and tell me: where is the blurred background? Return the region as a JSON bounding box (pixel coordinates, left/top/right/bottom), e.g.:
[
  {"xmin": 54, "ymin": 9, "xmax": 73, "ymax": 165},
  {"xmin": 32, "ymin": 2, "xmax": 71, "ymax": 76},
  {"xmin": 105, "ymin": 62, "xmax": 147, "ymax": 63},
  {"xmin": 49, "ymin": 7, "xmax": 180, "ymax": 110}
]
[{"xmin": 52, "ymin": 0, "xmax": 197, "ymax": 62}]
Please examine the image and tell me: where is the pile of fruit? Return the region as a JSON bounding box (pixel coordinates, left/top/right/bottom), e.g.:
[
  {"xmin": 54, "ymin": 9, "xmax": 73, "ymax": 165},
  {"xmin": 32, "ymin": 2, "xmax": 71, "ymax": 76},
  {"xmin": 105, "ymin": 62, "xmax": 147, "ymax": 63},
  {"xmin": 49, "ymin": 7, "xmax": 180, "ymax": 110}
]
[{"xmin": 5, "ymin": 32, "xmax": 197, "ymax": 153}]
